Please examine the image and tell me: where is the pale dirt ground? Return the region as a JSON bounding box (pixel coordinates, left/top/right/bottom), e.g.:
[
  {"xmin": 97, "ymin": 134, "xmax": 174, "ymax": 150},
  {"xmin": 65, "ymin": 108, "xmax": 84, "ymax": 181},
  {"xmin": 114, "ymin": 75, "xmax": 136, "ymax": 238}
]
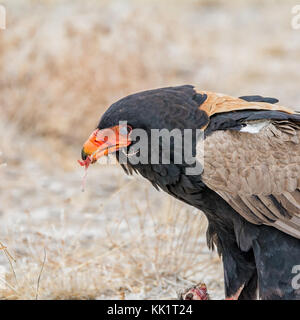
[{"xmin": 0, "ymin": 0, "xmax": 300, "ymax": 299}]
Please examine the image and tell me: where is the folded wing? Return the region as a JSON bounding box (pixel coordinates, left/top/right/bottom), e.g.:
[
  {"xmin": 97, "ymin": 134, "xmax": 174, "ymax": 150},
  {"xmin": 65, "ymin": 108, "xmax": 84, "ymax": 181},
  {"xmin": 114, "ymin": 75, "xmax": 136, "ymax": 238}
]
[{"xmin": 199, "ymin": 92, "xmax": 300, "ymax": 238}]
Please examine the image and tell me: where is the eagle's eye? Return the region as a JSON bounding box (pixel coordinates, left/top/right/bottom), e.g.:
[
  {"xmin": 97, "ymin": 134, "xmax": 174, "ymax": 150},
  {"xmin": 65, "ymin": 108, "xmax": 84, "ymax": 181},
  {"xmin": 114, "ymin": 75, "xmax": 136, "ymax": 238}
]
[{"xmin": 119, "ymin": 125, "xmax": 132, "ymax": 135}]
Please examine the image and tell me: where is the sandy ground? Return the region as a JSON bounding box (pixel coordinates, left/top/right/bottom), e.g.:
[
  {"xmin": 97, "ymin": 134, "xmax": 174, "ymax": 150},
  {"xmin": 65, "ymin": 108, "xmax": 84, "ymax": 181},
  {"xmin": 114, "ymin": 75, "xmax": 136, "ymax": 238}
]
[
  {"xmin": 0, "ymin": 156, "xmax": 224, "ymax": 299},
  {"xmin": 0, "ymin": 0, "xmax": 300, "ymax": 299}
]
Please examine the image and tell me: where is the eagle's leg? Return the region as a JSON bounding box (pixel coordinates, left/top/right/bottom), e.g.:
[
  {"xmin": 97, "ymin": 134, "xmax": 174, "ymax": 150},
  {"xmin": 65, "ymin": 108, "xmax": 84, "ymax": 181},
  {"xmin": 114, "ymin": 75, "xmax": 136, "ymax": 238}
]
[
  {"xmin": 225, "ymin": 284, "xmax": 244, "ymax": 300},
  {"xmin": 201, "ymin": 192, "xmax": 259, "ymax": 300},
  {"xmin": 252, "ymin": 225, "xmax": 300, "ymax": 300},
  {"xmin": 237, "ymin": 269, "xmax": 258, "ymax": 300},
  {"xmin": 220, "ymin": 241, "xmax": 258, "ymax": 300},
  {"xmin": 207, "ymin": 218, "xmax": 258, "ymax": 300},
  {"xmin": 179, "ymin": 244, "xmax": 257, "ymax": 300}
]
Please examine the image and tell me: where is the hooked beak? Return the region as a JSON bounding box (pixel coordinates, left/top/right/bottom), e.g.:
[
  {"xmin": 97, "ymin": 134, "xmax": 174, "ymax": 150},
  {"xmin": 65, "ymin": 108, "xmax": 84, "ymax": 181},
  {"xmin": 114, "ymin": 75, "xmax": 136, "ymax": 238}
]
[{"xmin": 78, "ymin": 125, "xmax": 132, "ymax": 168}]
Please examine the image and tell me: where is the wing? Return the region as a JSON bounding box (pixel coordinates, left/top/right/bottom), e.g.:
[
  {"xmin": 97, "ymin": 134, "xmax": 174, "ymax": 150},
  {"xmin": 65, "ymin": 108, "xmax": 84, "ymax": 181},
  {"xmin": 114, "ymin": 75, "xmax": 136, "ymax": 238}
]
[
  {"xmin": 197, "ymin": 91, "xmax": 300, "ymax": 238},
  {"xmin": 196, "ymin": 90, "xmax": 295, "ymax": 117}
]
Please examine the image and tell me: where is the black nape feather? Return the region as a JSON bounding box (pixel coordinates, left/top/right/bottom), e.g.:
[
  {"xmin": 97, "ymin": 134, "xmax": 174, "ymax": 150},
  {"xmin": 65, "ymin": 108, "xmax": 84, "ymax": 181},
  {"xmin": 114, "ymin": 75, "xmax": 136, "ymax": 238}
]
[
  {"xmin": 192, "ymin": 93, "xmax": 207, "ymax": 106},
  {"xmin": 239, "ymin": 95, "xmax": 279, "ymax": 104}
]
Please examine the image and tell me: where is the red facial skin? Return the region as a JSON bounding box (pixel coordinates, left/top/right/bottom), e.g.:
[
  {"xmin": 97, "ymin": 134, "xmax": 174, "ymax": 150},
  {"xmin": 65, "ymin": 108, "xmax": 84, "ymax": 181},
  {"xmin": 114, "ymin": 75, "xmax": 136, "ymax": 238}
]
[{"xmin": 78, "ymin": 125, "xmax": 132, "ymax": 169}]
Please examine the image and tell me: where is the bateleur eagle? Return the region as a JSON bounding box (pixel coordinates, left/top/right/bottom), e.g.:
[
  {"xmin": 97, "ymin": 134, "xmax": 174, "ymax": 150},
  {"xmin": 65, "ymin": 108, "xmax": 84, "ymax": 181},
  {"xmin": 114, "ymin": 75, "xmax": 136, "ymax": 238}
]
[{"xmin": 80, "ymin": 85, "xmax": 300, "ymax": 300}]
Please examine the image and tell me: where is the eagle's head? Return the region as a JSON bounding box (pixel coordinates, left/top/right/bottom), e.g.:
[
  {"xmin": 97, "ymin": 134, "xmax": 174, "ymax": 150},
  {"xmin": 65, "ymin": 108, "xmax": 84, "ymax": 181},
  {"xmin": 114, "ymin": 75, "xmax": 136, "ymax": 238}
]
[{"xmin": 79, "ymin": 85, "xmax": 208, "ymax": 168}]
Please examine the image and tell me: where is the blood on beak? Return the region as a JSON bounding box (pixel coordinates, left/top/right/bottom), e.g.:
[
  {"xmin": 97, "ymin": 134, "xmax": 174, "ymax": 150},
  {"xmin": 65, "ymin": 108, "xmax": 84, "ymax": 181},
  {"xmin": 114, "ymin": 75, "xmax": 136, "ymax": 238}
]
[{"xmin": 78, "ymin": 125, "xmax": 132, "ymax": 168}]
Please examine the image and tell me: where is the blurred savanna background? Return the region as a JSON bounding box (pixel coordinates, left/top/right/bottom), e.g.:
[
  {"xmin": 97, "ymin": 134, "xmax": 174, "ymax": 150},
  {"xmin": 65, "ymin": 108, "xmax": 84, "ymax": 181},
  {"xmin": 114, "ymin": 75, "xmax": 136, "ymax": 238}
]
[{"xmin": 0, "ymin": 0, "xmax": 300, "ymax": 299}]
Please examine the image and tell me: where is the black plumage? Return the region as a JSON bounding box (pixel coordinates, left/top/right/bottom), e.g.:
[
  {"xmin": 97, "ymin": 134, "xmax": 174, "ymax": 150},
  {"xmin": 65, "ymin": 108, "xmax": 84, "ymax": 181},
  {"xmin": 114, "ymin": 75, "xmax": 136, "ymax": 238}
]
[
  {"xmin": 81, "ymin": 85, "xmax": 300, "ymax": 300},
  {"xmin": 239, "ymin": 95, "xmax": 279, "ymax": 104}
]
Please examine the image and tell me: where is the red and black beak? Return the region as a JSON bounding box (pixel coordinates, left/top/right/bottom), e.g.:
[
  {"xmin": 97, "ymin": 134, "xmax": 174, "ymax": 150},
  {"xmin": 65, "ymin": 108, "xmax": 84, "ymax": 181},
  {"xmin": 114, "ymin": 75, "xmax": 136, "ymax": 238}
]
[{"xmin": 78, "ymin": 125, "xmax": 132, "ymax": 168}]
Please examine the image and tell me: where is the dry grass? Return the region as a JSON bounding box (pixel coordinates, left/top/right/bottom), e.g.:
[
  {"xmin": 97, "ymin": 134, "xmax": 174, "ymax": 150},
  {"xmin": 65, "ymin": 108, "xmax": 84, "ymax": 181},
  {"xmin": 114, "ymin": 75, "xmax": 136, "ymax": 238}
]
[
  {"xmin": 0, "ymin": 0, "xmax": 299, "ymax": 299},
  {"xmin": 0, "ymin": 168, "xmax": 223, "ymax": 299}
]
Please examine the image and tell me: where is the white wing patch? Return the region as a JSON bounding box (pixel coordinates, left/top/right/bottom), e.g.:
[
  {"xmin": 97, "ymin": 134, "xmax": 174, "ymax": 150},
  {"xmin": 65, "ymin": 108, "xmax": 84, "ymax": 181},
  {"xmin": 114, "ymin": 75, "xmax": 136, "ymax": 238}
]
[{"xmin": 240, "ymin": 121, "xmax": 270, "ymax": 134}]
